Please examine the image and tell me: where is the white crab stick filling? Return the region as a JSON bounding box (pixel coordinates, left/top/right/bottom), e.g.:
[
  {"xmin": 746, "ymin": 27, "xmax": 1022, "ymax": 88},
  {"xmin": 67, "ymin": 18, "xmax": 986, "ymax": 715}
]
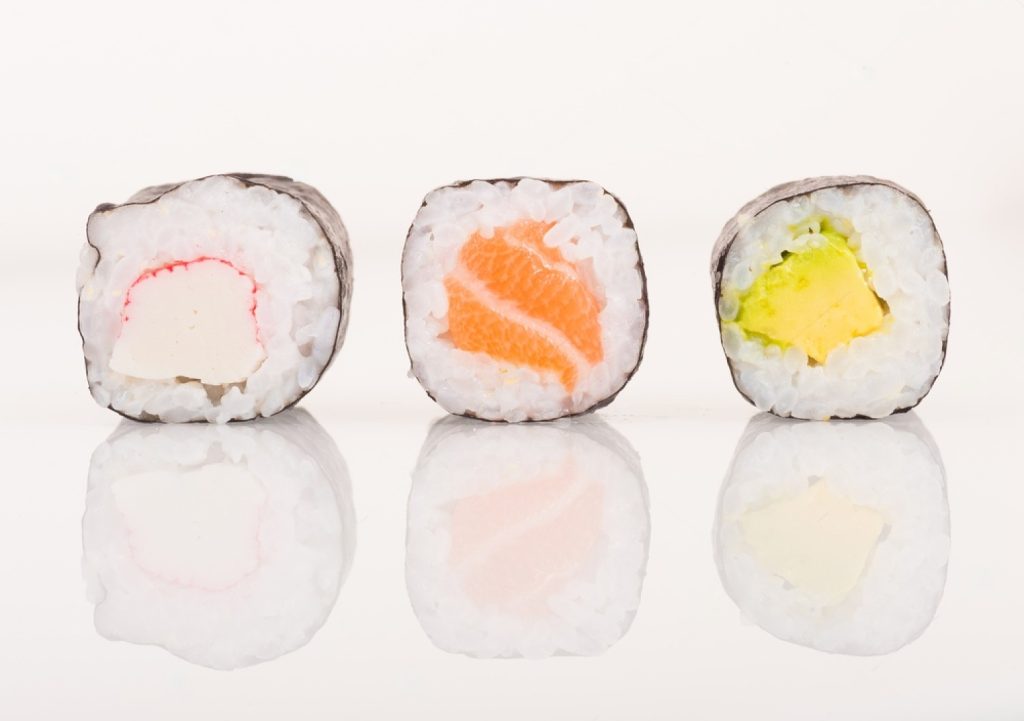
[{"xmin": 110, "ymin": 258, "xmax": 265, "ymax": 384}]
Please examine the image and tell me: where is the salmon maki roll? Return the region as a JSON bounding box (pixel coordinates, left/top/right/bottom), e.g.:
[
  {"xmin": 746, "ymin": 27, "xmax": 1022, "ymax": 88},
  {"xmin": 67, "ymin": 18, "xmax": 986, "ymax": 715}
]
[
  {"xmin": 402, "ymin": 178, "xmax": 648, "ymax": 422},
  {"xmin": 405, "ymin": 416, "xmax": 649, "ymax": 658},
  {"xmin": 711, "ymin": 177, "xmax": 950, "ymax": 420},
  {"xmin": 77, "ymin": 173, "xmax": 353, "ymax": 423}
]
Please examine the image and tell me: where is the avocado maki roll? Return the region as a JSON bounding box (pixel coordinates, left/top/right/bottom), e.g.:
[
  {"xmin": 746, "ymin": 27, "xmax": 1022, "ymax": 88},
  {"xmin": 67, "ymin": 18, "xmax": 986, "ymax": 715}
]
[
  {"xmin": 402, "ymin": 178, "xmax": 648, "ymax": 422},
  {"xmin": 77, "ymin": 173, "xmax": 353, "ymax": 423},
  {"xmin": 712, "ymin": 176, "xmax": 949, "ymax": 419}
]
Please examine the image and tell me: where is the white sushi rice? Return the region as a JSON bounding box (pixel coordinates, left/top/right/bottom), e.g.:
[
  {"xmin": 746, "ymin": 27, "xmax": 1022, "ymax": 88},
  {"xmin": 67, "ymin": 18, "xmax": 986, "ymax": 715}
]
[
  {"xmin": 405, "ymin": 417, "xmax": 649, "ymax": 658},
  {"xmin": 82, "ymin": 410, "xmax": 355, "ymax": 670},
  {"xmin": 715, "ymin": 415, "xmax": 949, "ymax": 656},
  {"xmin": 78, "ymin": 175, "xmax": 343, "ymax": 423},
  {"xmin": 718, "ymin": 184, "xmax": 949, "ymax": 419},
  {"xmin": 403, "ymin": 179, "xmax": 647, "ymax": 421}
]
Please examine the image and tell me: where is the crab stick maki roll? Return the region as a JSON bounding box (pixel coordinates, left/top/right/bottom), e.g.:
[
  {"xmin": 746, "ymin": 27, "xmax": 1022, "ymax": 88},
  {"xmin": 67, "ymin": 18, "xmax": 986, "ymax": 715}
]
[
  {"xmin": 403, "ymin": 178, "xmax": 648, "ymax": 422},
  {"xmin": 712, "ymin": 177, "xmax": 950, "ymax": 419},
  {"xmin": 714, "ymin": 414, "xmax": 949, "ymax": 656},
  {"xmin": 77, "ymin": 173, "xmax": 353, "ymax": 423},
  {"xmin": 405, "ymin": 417, "xmax": 649, "ymax": 658},
  {"xmin": 82, "ymin": 410, "xmax": 355, "ymax": 670}
]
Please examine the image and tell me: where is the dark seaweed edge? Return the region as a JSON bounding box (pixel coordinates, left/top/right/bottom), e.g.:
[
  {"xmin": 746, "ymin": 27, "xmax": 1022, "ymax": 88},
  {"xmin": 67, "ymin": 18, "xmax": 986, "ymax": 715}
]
[
  {"xmin": 400, "ymin": 177, "xmax": 650, "ymax": 423},
  {"xmin": 709, "ymin": 175, "xmax": 951, "ymax": 420},
  {"xmin": 78, "ymin": 173, "xmax": 353, "ymax": 423}
]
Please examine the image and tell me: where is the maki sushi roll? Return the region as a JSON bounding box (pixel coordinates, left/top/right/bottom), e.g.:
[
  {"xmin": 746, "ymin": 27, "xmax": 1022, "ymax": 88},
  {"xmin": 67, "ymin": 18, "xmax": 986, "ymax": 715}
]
[
  {"xmin": 77, "ymin": 173, "xmax": 353, "ymax": 423},
  {"xmin": 714, "ymin": 414, "xmax": 950, "ymax": 656},
  {"xmin": 712, "ymin": 176, "xmax": 950, "ymax": 419},
  {"xmin": 405, "ymin": 416, "xmax": 649, "ymax": 658},
  {"xmin": 403, "ymin": 178, "xmax": 648, "ymax": 422},
  {"xmin": 82, "ymin": 409, "xmax": 355, "ymax": 670}
]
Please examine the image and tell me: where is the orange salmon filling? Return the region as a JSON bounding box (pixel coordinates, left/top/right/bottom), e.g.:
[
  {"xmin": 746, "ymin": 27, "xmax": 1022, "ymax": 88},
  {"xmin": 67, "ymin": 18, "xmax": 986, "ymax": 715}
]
[{"xmin": 443, "ymin": 220, "xmax": 604, "ymax": 391}]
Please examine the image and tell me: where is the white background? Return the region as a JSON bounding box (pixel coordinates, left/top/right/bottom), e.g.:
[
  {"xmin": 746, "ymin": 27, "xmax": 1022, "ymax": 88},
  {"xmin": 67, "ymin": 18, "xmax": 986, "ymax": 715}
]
[{"xmin": 1, "ymin": 0, "xmax": 1023, "ymax": 718}]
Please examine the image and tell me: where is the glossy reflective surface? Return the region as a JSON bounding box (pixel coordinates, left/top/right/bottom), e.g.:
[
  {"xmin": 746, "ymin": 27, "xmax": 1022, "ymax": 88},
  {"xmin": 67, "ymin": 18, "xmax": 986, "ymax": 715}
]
[
  {"xmin": 3, "ymin": 402, "xmax": 1023, "ymax": 719},
  {"xmin": 714, "ymin": 414, "xmax": 949, "ymax": 656},
  {"xmin": 406, "ymin": 417, "xmax": 649, "ymax": 658},
  {"xmin": 83, "ymin": 411, "xmax": 355, "ymax": 669}
]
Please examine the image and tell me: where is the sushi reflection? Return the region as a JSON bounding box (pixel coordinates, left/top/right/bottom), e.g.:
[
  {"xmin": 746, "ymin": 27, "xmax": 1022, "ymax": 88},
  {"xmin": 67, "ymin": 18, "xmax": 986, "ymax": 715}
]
[
  {"xmin": 714, "ymin": 413, "xmax": 950, "ymax": 656},
  {"xmin": 81, "ymin": 409, "xmax": 355, "ymax": 670},
  {"xmin": 406, "ymin": 417, "xmax": 650, "ymax": 659}
]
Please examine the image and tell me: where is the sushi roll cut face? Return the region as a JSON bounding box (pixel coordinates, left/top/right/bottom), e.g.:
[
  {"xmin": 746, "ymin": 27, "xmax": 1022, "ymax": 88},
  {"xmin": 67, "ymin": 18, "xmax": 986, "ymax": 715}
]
[
  {"xmin": 712, "ymin": 177, "xmax": 950, "ymax": 419},
  {"xmin": 403, "ymin": 178, "xmax": 648, "ymax": 422},
  {"xmin": 78, "ymin": 174, "xmax": 353, "ymax": 423}
]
